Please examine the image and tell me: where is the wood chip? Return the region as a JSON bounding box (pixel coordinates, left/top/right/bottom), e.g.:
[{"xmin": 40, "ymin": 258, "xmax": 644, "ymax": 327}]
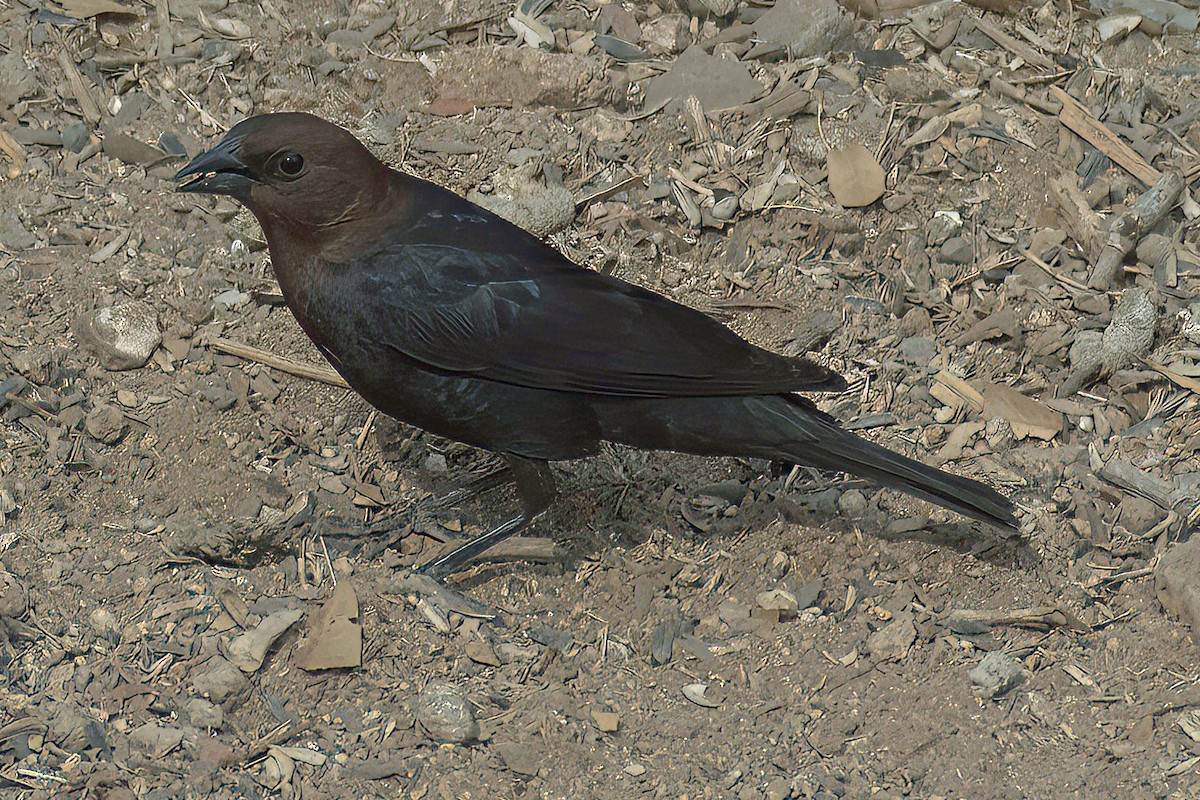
[
  {"xmin": 981, "ymin": 383, "xmax": 1061, "ymax": 440},
  {"xmin": 1051, "ymin": 87, "xmax": 1160, "ymax": 187},
  {"xmin": 970, "ymin": 13, "xmax": 1055, "ymax": 71},
  {"xmin": 54, "ymin": 42, "xmax": 102, "ymax": 124},
  {"xmin": 930, "ymin": 370, "xmax": 985, "ymax": 412}
]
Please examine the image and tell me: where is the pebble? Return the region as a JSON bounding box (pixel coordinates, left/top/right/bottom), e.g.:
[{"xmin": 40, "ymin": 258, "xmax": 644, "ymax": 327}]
[
  {"xmin": 866, "ymin": 611, "xmax": 917, "ymax": 662},
  {"xmin": 213, "ymin": 289, "xmax": 251, "ymax": 312},
  {"xmin": 416, "ymin": 681, "xmax": 478, "ymax": 743},
  {"xmin": 0, "ymin": 571, "xmax": 28, "ymax": 617},
  {"xmin": 493, "ymin": 740, "xmax": 540, "ymax": 775},
  {"xmin": 0, "ymin": 211, "xmax": 38, "ymax": 251},
  {"xmin": 85, "ymin": 403, "xmax": 128, "ymax": 445},
  {"xmin": 88, "ymin": 606, "xmax": 119, "ymax": 636},
  {"xmin": 225, "ymin": 608, "xmax": 304, "ymax": 672},
  {"xmin": 76, "ymin": 300, "xmax": 161, "ymax": 370},
  {"xmin": 129, "ymin": 722, "xmax": 185, "ymax": 756},
  {"xmin": 969, "ymin": 651, "xmax": 1026, "ymax": 697},
  {"xmin": 933, "ymin": 405, "xmax": 956, "ymax": 424},
  {"xmin": 939, "ymin": 236, "xmax": 974, "ymax": 264},
  {"xmin": 184, "ymin": 697, "xmax": 225, "ymax": 729},
  {"xmin": 766, "ymin": 777, "xmax": 793, "ymax": 800},
  {"xmin": 1157, "ymin": 535, "xmax": 1200, "ymax": 633},
  {"xmin": 837, "ymin": 489, "xmax": 867, "ymax": 517},
  {"xmin": 897, "ymin": 336, "xmax": 936, "ymax": 367},
  {"xmin": 61, "ymin": 122, "xmax": 91, "ymax": 153},
  {"xmin": 191, "ymin": 656, "xmax": 251, "ymax": 705},
  {"xmin": 196, "ymin": 386, "xmax": 237, "ymax": 411},
  {"xmin": 924, "ymin": 210, "xmax": 962, "ymax": 246}
]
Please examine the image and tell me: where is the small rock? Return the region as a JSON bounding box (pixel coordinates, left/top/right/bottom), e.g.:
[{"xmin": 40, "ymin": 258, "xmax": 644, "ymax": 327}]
[
  {"xmin": 196, "ymin": 386, "xmax": 237, "ymax": 411},
  {"xmin": 0, "ymin": 211, "xmax": 37, "ymax": 251},
  {"xmin": 827, "ymin": 143, "xmax": 885, "ymax": 208},
  {"xmin": 128, "ymin": 723, "xmax": 185, "ymax": 757},
  {"xmin": 640, "ymin": 14, "xmax": 687, "ymax": 54},
  {"xmin": 591, "ymin": 709, "xmax": 619, "ymax": 732},
  {"xmin": 750, "ymin": 0, "xmax": 855, "ymax": 58},
  {"xmin": 755, "ymin": 589, "xmax": 799, "ymax": 618},
  {"xmin": 766, "ymin": 776, "xmax": 793, "ymax": 800},
  {"xmin": 102, "ymin": 129, "xmax": 165, "ymax": 165},
  {"xmin": 643, "ymin": 46, "xmax": 761, "ymax": 114},
  {"xmin": 837, "ymin": 489, "xmax": 867, "ymax": 517},
  {"xmin": 897, "ymin": 336, "xmax": 936, "ymax": 366},
  {"xmin": 76, "ymin": 301, "xmax": 161, "ymax": 370},
  {"xmin": 939, "ymin": 236, "xmax": 974, "ymax": 264},
  {"xmin": 969, "ymin": 651, "xmax": 1026, "ymax": 697},
  {"xmin": 191, "ymin": 656, "xmax": 251, "ymax": 705},
  {"xmin": 184, "ymin": 698, "xmax": 224, "ymax": 729},
  {"xmin": 1157, "ymin": 535, "xmax": 1200, "ymax": 632},
  {"xmin": 85, "ymin": 404, "xmax": 128, "ymax": 445},
  {"xmin": 866, "ymin": 611, "xmax": 916, "ymax": 662},
  {"xmin": 0, "ymin": 571, "xmax": 28, "ymax": 618},
  {"xmin": 226, "ymin": 609, "xmax": 304, "ymax": 672},
  {"xmin": 62, "ymin": 123, "xmax": 91, "ymax": 153},
  {"xmin": 417, "ymin": 681, "xmax": 478, "ymax": 744},
  {"xmin": 578, "ymin": 111, "xmax": 632, "ymax": 144},
  {"xmin": 493, "ymin": 740, "xmax": 540, "ymax": 775},
  {"xmin": 924, "ymin": 210, "xmax": 962, "ymax": 246},
  {"xmin": 89, "ymin": 606, "xmax": 120, "ymax": 636},
  {"xmin": 213, "ymin": 289, "xmax": 251, "ymax": 312}
]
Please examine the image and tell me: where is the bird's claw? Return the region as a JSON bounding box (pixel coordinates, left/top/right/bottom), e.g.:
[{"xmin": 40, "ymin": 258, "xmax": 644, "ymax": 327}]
[{"xmin": 399, "ymin": 572, "xmax": 499, "ymax": 625}]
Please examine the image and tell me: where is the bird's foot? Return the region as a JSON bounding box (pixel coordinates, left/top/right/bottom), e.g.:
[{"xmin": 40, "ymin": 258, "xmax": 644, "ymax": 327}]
[{"xmin": 397, "ymin": 571, "xmax": 500, "ymax": 628}]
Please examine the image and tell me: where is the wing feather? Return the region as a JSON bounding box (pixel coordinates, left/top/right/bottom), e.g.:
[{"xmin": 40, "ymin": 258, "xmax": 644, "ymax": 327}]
[{"xmin": 357, "ymin": 244, "xmax": 844, "ymax": 398}]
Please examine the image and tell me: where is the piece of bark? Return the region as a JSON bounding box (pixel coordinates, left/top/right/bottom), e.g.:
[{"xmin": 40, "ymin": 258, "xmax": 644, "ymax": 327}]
[
  {"xmin": 1046, "ymin": 175, "xmax": 1105, "ymax": 257},
  {"xmin": 1098, "ymin": 458, "xmax": 1174, "ymax": 510},
  {"xmin": 971, "ymin": 13, "xmax": 1055, "ymax": 71},
  {"xmin": 1087, "ymin": 171, "xmax": 1184, "ymax": 289},
  {"xmin": 1051, "ymin": 87, "xmax": 1160, "ymax": 187}
]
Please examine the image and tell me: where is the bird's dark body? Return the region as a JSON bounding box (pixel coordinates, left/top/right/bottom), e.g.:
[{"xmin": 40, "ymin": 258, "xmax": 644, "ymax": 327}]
[{"xmin": 176, "ymin": 113, "xmax": 1018, "ymax": 575}]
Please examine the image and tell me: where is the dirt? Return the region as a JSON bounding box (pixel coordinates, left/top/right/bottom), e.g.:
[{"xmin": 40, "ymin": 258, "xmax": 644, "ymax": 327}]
[{"xmin": 2, "ymin": 0, "xmax": 1200, "ymax": 798}]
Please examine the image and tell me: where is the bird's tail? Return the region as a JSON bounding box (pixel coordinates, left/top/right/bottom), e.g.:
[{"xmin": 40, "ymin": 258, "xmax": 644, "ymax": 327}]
[
  {"xmin": 595, "ymin": 393, "xmax": 1019, "ymax": 531},
  {"xmin": 770, "ymin": 397, "xmax": 1019, "ymax": 531}
]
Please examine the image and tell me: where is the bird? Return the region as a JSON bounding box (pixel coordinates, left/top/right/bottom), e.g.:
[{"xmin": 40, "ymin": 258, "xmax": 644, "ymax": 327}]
[{"xmin": 175, "ymin": 112, "xmax": 1018, "ymax": 578}]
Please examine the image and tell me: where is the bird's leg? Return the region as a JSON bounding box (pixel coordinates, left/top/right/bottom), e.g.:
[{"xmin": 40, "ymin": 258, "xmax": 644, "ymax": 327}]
[
  {"xmin": 417, "ymin": 455, "xmax": 556, "ymax": 578},
  {"xmin": 364, "ymin": 464, "xmax": 513, "ymax": 536},
  {"xmin": 421, "ymin": 464, "xmax": 513, "ymax": 511}
]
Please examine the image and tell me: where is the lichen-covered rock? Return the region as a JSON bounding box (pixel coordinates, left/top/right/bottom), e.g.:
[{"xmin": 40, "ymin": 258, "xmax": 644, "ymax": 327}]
[
  {"xmin": 76, "ymin": 300, "xmax": 161, "ymax": 370},
  {"xmin": 416, "ymin": 681, "xmax": 478, "ymax": 744}
]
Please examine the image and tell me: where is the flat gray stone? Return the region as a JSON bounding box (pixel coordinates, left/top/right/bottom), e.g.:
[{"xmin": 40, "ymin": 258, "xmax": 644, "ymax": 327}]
[
  {"xmin": 1157, "ymin": 536, "xmax": 1200, "ymax": 632},
  {"xmin": 644, "ymin": 46, "xmax": 760, "ymax": 114}
]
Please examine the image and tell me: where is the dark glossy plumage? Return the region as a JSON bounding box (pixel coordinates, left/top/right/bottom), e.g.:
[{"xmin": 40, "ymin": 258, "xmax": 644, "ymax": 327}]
[{"xmin": 177, "ymin": 113, "xmax": 1018, "ymax": 575}]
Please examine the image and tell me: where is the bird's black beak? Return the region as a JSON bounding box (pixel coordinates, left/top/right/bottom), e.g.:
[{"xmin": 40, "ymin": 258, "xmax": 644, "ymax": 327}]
[{"xmin": 175, "ymin": 134, "xmax": 255, "ymax": 197}]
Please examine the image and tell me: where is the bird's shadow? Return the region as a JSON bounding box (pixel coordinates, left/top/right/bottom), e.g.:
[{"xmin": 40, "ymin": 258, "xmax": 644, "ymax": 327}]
[{"xmin": 320, "ymin": 463, "xmax": 1040, "ymax": 592}]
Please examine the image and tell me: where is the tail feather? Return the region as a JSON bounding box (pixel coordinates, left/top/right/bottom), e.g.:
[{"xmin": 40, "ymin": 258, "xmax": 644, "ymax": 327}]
[
  {"xmin": 796, "ymin": 433, "xmax": 1019, "ymax": 531},
  {"xmin": 773, "ymin": 399, "xmax": 1018, "ymax": 531}
]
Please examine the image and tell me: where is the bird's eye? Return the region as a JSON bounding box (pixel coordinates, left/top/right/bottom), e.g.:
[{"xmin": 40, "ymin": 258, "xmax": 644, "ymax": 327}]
[{"xmin": 275, "ymin": 151, "xmax": 305, "ymax": 178}]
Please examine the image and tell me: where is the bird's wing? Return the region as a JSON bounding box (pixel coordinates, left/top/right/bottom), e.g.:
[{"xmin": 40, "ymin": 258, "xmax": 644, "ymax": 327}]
[{"xmin": 360, "ymin": 244, "xmax": 845, "ymax": 398}]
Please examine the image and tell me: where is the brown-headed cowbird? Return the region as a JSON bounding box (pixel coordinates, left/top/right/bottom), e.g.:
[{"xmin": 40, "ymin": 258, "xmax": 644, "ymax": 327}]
[{"xmin": 176, "ymin": 113, "xmax": 1017, "ymax": 577}]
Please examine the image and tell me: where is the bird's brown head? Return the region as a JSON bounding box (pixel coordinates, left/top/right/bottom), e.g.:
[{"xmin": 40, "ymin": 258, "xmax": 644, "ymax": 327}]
[{"xmin": 175, "ymin": 113, "xmax": 391, "ymax": 237}]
